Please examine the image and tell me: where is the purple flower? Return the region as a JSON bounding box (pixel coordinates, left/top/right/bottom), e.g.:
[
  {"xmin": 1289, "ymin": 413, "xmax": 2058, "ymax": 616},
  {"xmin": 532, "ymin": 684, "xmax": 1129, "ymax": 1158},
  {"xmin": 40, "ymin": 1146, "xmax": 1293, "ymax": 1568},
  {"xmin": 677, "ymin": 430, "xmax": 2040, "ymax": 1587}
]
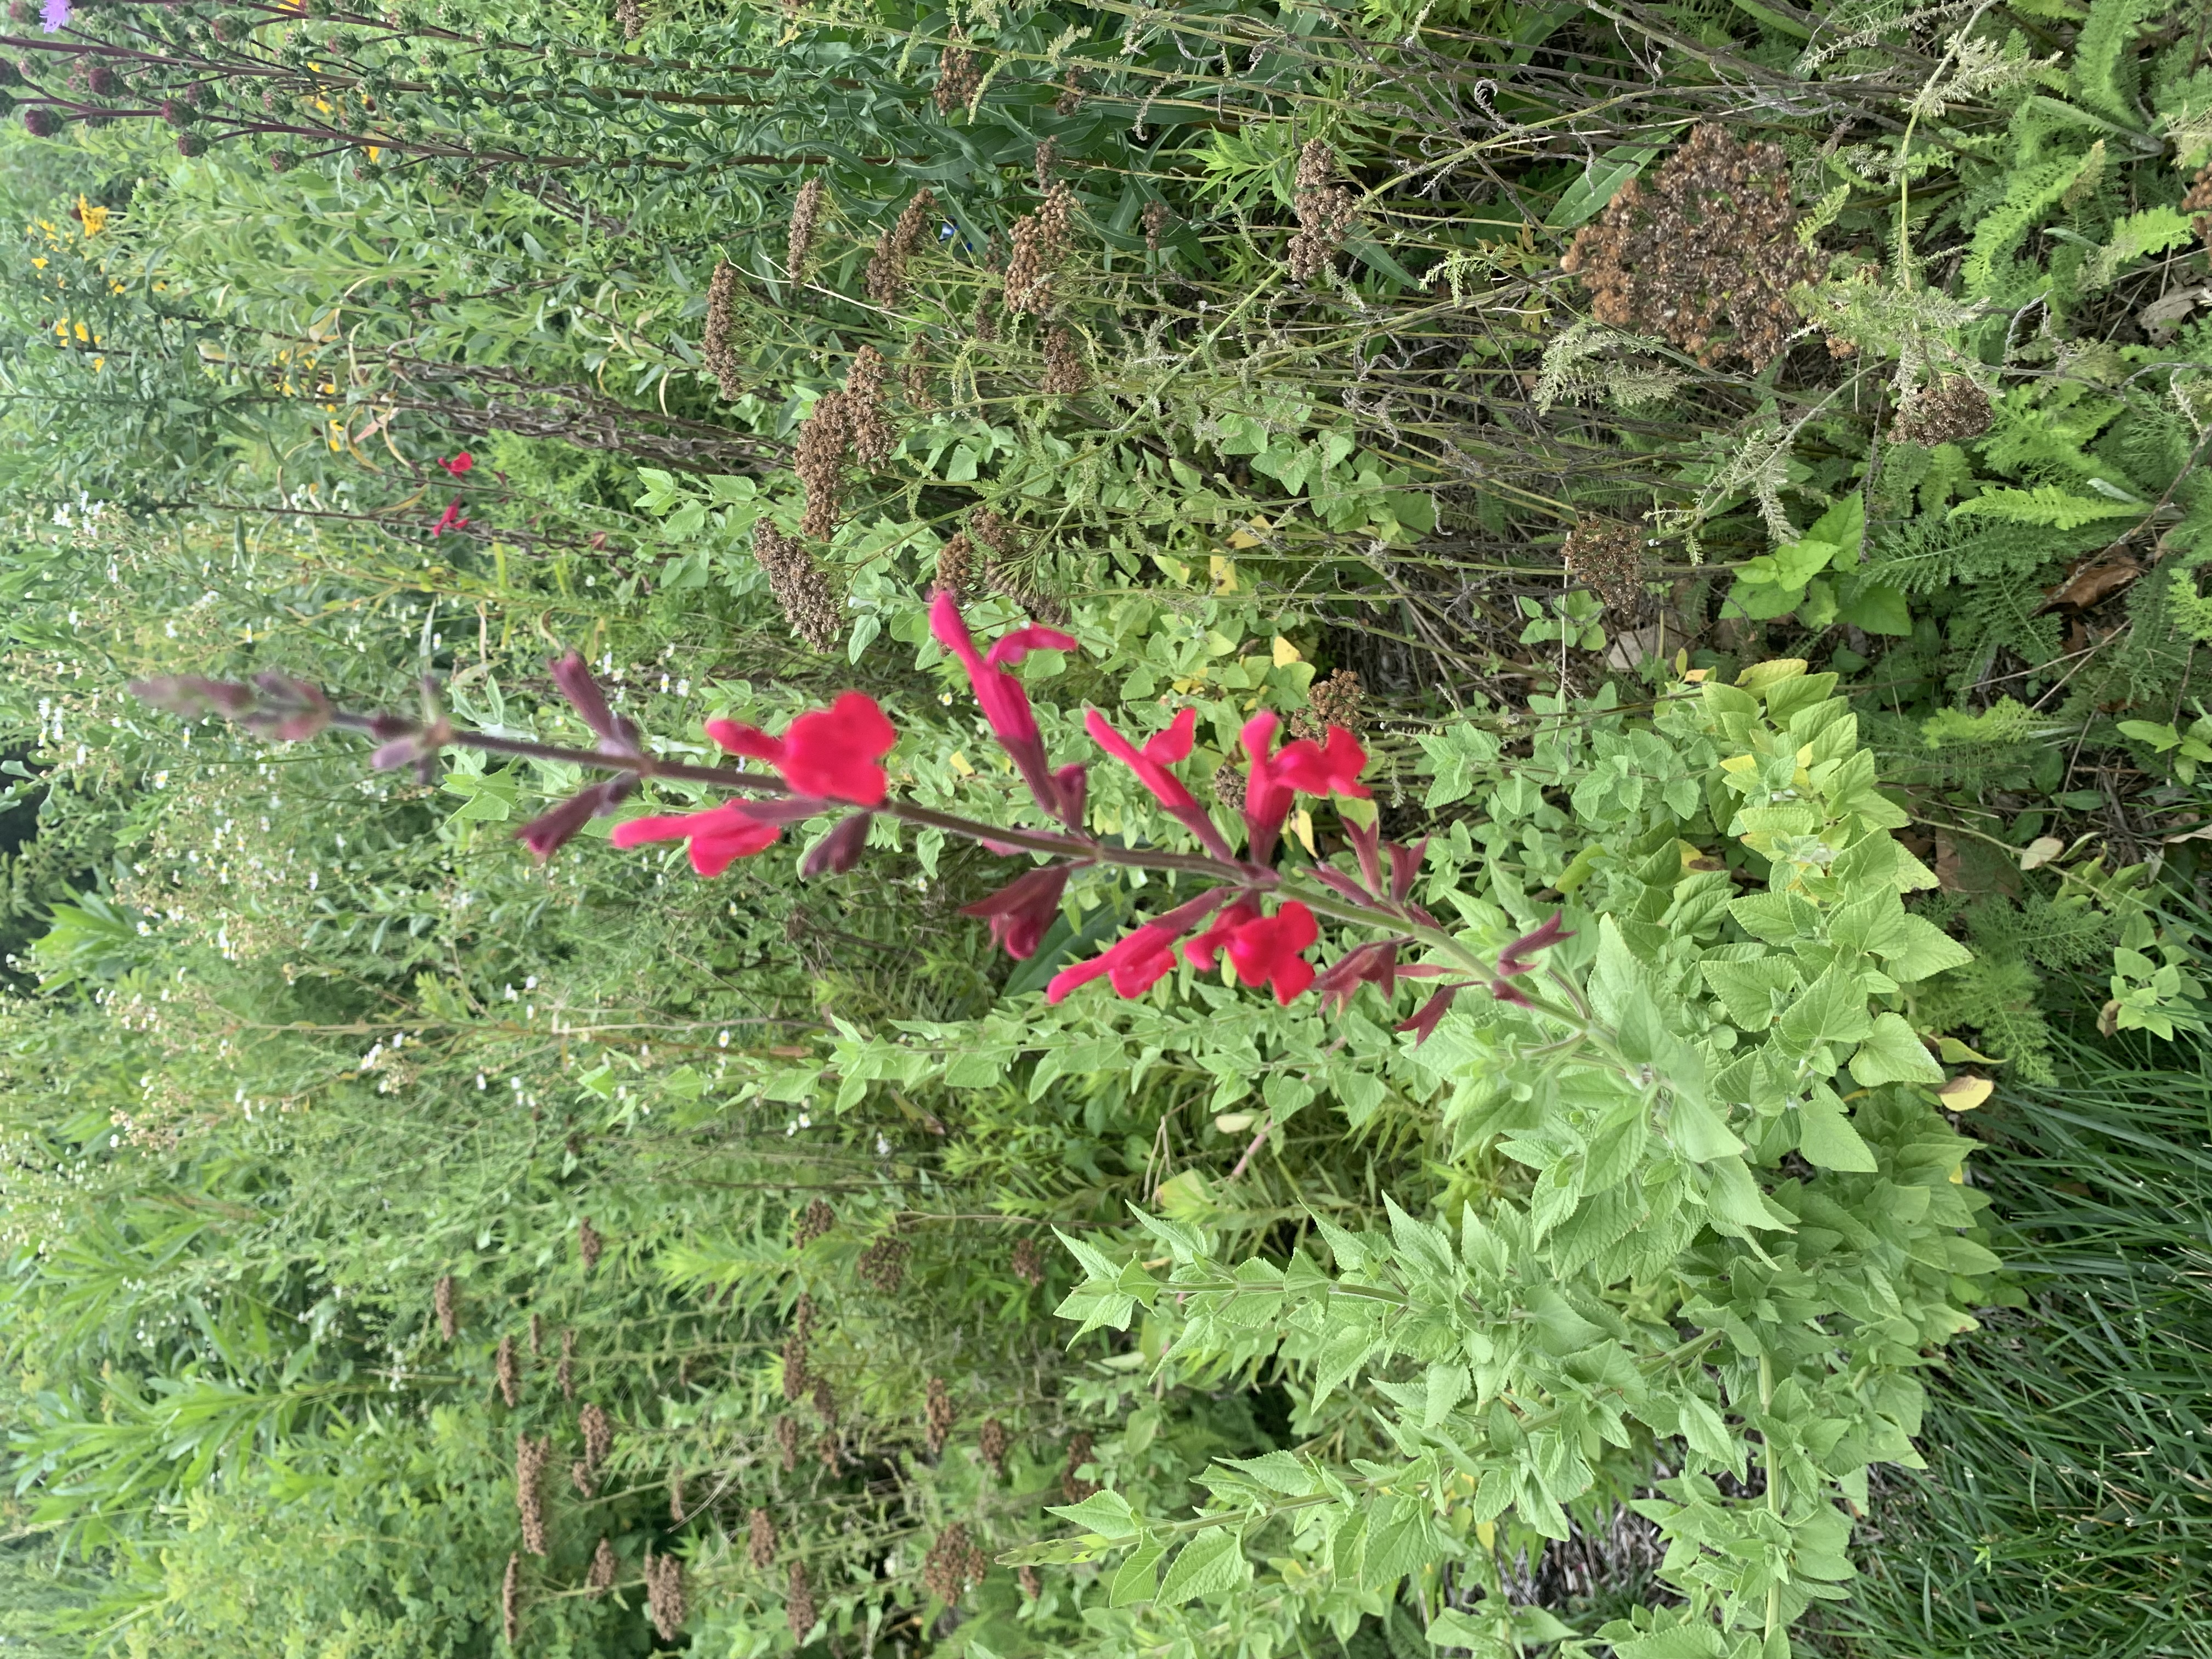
[{"xmin": 42, "ymin": 0, "xmax": 71, "ymax": 34}]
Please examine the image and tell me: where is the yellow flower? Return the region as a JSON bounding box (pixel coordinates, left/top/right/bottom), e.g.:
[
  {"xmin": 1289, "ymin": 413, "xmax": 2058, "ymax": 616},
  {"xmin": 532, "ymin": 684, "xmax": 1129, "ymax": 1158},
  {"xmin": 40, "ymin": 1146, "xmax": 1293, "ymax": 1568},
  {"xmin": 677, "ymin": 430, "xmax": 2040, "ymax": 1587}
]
[
  {"xmin": 74, "ymin": 322, "xmax": 88, "ymax": 343},
  {"xmin": 30, "ymin": 257, "xmax": 44, "ymax": 269},
  {"xmin": 76, "ymin": 196, "xmax": 108, "ymax": 238},
  {"xmin": 91, "ymin": 357, "xmax": 104, "ymax": 372}
]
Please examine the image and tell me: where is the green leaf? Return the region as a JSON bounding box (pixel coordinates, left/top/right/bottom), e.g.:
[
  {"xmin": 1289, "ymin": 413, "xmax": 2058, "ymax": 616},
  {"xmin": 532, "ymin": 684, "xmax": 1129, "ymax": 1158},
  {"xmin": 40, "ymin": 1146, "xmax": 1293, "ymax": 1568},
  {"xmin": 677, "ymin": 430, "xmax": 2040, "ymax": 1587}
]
[
  {"xmin": 1847, "ymin": 1013, "xmax": 1944, "ymax": 1087},
  {"xmin": 1837, "ymin": 579, "xmax": 1912, "ymax": 635},
  {"xmin": 1155, "ymin": 1527, "xmax": 1250, "ymax": 1605},
  {"xmin": 1108, "ymin": 1532, "xmax": 1168, "ymax": 1605},
  {"xmin": 1668, "ymin": 1097, "xmax": 1744, "ymax": 1163},
  {"xmin": 1545, "ymin": 145, "xmax": 1663, "ymax": 228},
  {"xmin": 1423, "ymin": 1609, "xmax": 1514, "ymax": 1657},
  {"xmin": 1798, "ymin": 1089, "xmax": 1880, "ymax": 1172},
  {"xmin": 1046, "ymin": 1488, "xmax": 1138, "ymax": 1539}
]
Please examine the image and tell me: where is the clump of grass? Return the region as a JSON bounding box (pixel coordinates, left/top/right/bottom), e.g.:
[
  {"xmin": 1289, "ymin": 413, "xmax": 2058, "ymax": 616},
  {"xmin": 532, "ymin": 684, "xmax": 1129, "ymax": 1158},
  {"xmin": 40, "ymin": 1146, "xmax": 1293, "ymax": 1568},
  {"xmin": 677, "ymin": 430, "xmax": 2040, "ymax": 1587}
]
[{"xmin": 1826, "ymin": 1018, "xmax": 2212, "ymax": 1657}]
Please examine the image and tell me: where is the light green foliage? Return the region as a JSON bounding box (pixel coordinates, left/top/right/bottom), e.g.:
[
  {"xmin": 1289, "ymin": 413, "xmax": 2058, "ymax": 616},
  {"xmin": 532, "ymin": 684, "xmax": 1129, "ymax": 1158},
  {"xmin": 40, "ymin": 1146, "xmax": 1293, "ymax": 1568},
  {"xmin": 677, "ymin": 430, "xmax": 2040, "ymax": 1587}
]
[{"xmin": 994, "ymin": 663, "xmax": 1993, "ymax": 1654}]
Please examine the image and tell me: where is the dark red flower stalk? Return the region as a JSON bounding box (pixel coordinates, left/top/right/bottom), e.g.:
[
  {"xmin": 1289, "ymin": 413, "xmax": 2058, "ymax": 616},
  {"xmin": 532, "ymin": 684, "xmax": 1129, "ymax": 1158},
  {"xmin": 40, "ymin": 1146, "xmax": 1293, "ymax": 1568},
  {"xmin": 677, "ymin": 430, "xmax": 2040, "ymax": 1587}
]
[
  {"xmin": 708, "ymin": 692, "xmax": 897, "ymax": 806},
  {"xmin": 929, "ymin": 592, "xmax": 1081, "ymax": 826},
  {"xmin": 962, "ymin": 864, "xmax": 1073, "ymax": 960},
  {"xmin": 1085, "ymin": 707, "xmax": 1237, "ymax": 861},
  {"xmin": 516, "ymin": 653, "xmax": 644, "ymax": 859},
  {"xmin": 1046, "ymin": 888, "xmax": 1231, "ymax": 1005},
  {"xmin": 1497, "ymin": 911, "xmax": 1574, "ymax": 977}
]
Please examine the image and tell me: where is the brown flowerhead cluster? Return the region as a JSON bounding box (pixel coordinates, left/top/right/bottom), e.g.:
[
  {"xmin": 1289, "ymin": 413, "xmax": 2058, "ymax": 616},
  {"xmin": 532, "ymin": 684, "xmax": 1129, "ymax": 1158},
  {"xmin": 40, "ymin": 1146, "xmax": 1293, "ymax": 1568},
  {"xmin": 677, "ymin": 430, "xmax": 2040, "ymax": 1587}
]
[
  {"xmin": 1142, "ymin": 199, "xmax": 1170, "ymax": 257},
  {"xmin": 903, "ymin": 345, "xmax": 936, "ymax": 413},
  {"xmin": 1061, "ymin": 1431, "xmax": 1098, "ymax": 1503},
  {"xmin": 529, "ymin": 1312, "xmax": 543, "ymax": 1356},
  {"xmin": 922, "ymin": 1523, "xmax": 990, "ymax": 1602},
  {"xmin": 924, "ymin": 1375, "xmax": 956, "ymax": 1457},
  {"xmin": 558, "ymin": 1329, "xmax": 577, "ymax": 1402},
  {"xmin": 579, "ymin": 1404, "xmax": 618, "ymax": 1486},
  {"xmin": 1562, "ymin": 123, "xmax": 1821, "ymax": 371},
  {"xmin": 794, "ymin": 1198, "xmax": 836, "ymax": 1246},
  {"xmin": 845, "ymin": 346, "xmax": 894, "ymax": 468},
  {"xmin": 1054, "ymin": 68, "xmax": 1085, "ymax": 115},
  {"xmin": 435, "ymin": 1275, "xmax": 458, "ymax": 1343},
  {"xmin": 751, "ymin": 523, "xmax": 845, "ymax": 653},
  {"xmin": 1019, "ymin": 1564, "xmax": 1042, "ymax": 1599},
  {"xmin": 1034, "ymin": 139, "xmax": 1057, "ymax": 190},
  {"xmin": 866, "ymin": 188, "xmax": 938, "ymax": 309},
  {"xmin": 1288, "ymin": 140, "xmax": 1357, "ymax": 284},
  {"xmin": 748, "ymin": 1506, "xmax": 780, "ymax": 1569},
  {"xmin": 516, "ymin": 1433, "xmax": 551, "ymax": 1556},
  {"xmin": 502, "ymin": 1552, "xmax": 521, "ymax": 1647},
  {"xmin": 934, "ymin": 32, "xmax": 979, "ymax": 116},
  {"xmin": 1041, "ymin": 325, "xmax": 1088, "ymax": 395},
  {"xmin": 979, "ymin": 1416, "xmax": 1010, "ymax": 1479},
  {"xmin": 644, "ymin": 1549, "xmax": 687, "ymax": 1640},
  {"xmin": 702, "ymin": 258, "xmax": 743, "ymax": 400},
  {"xmin": 787, "ymin": 176, "xmax": 826, "ymax": 287},
  {"xmin": 1560, "ymin": 520, "xmax": 1649, "ymax": 612},
  {"xmin": 1291, "ymin": 669, "xmax": 1364, "ymax": 741},
  {"xmin": 615, "ymin": 0, "xmax": 644, "ymax": 41},
  {"xmin": 934, "ymin": 532, "xmax": 977, "ymax": 598},
  {"xmin": 1891, "ymin": 374, "xmax": 1993, "ymax": 447},
  {"xmin": 782, "ymin": 1293, "xmax": 816, "ymax": 1400},
  {"xmin": 795, "ymin": 391, "xmax": 850, "ymax": 540},
  {"xmin": 1039, "ymin": 179, "xmax": 1076, "ymax": 260},
  {"xmin": 775, "ymin": 1413, "xmax": 802, "ymax": 1472},
  {"xmin": 787, "ymin": 1560, "xmax": 818, "ymax": 1640},
  {"xmin": 587, "ymin": 1536, "xmax": 618, "ymax": 1596},
  {"xmin": 2185, "ymin": 161, "xmax": 2212, "ymax": 249},
  {"xmin": 495, "ymin": 1335, "xmax": 520, "ymax": 1409},
  {"xmin": 578, "ymin": 1218, "xmax": 603, "ymax": 1272},
  {"xmin": 856, "ymin": 1232, "xmax": 908, "ymax": 1293},
  {"xmin": 1010, "ymin": 1234, "xmax": 1045, "ymax": 1286},
  {"xmin": 1212, "ymin": 763, "xmax": 1246, "ymax": 812},
  {"xmin": 570, "ymin": 1457, "xmax": 597, "ymax": 1499},
  {"xmin": 668, "ymin": 1464, "xmax": 685, "ymax": 1523},
  {"xmin": 818, "ymin": 1429, "xmax": 843, "ymax": 1474},
  {"xmin": 1004, "ymin": 212, "xmax": 1056, "ymax": 317}
]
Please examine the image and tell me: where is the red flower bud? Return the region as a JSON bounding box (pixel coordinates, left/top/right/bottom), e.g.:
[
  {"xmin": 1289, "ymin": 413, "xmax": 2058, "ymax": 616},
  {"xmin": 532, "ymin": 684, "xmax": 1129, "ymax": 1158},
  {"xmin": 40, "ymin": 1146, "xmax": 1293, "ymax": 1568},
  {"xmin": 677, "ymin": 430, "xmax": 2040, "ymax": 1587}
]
[
  {"xmin": 800, "ymin": 811, "xmax": 873, "ymax": 878},
  {"xmin": 1497, "ymin": 910, "xmax": 1573, "ymax": 977},
  {"xmin": 961, "ymin": 864, "xmax": 1072, "ymax": 960},
  {"xmin": 1397, "ymin": 984, "xmax": 1460, "ymax": 1043}
]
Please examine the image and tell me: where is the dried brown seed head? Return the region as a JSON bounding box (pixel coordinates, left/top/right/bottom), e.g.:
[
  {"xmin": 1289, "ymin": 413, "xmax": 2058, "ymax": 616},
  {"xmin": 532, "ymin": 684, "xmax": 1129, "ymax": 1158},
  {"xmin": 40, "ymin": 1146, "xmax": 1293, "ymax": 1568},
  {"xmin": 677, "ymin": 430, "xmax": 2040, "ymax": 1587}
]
[
  {"xmin": 795, "ymin": 391, "xmax": 850, "ymax": 541},
  {"xmin": 934, "ymin": 532, "xmax": 976, "ymax": 599},
  {"xmin": 1891, "ymin": 374, "xmax": 1993, "ymax": 447},
  {"xmin": 495, "ymin": 1334, "xmax": 520, "ymax": 1409},
  {"xmin": 924, "ymin": 1375, "xmax": 956, "ymax": 1457},
  {"xmin": 1011, "ymin": 1234, "xmax": 1045, "ymax": 1286},
  {"xmin": 794, "ymin": 1199, "xmax": 836, "ymax": 1246},
  {"xmin": 558, "ymin": 1329, "xmax": 576, "ymax": 1402},
  {"xmin": 866, "ymin": 188, "xmax": 938, "ymax": 310},
  {"xmin": 751, "ymin": 522, "xmax": 844, "ymax": 653},
  {"xmin": 516, "ymin": 1434, "xmax": 551, "ymax": 1556},
  {"xmin": 702, "ymin": 258, "xmax": 744, "ymax": 401},
  {"xmin": 855, "ymin": 1233, "xmax": 909, "ymax": 1294},
  {"xmin": 1291, "ymin": 669, "xmax": 1364, "ymax": 741},
  {"xmin": 787, "ymin": 1559, "xmax": 819, "ymax": 1641},
  {"xmin": 787, "ymin": 176, "xmax": 826, "ymax": 286},
  {"xmin": 979, "ymin": 1415, "xmax": 1010, "ymax": 1479},
  {"xmin": 934, "ymin": 32, "xmax": 979, "ymax": 117},
  {"xmin": 1561, "ymin": 123, "xmax": 1820, "ymax": 371},
  {"xmin": 748, "ymin": 1506, "xmax": 780, "ymax": 1569},
  {"xmin": 775, "ymin": 1413, "xmax": 802, "ymax": 1472},
  {"xmin": 1041, "ymin": 325, "xmax": 1088, "ymax": 396},
  {"xmin": 1559, "ymin": 520, "xmax": 1649, "ymax": 613},
  {"xmin": 1062, "ymin": 1431, "xmax": 1098, "ymax": 1503},
  {"xmin": 645, "ymin": 1549, "xmax": 687, "ymax": 1640},
  {"xmin": 846, "ymin": 346, "xmax": 895, "ymax": 469},
  {"xmin": 923, "ymin": 1522, "xmax": 985, "ymax": 1602},
  {"xmin": 578, "ymin": 1218, "xmax": 602, "ymax": 1272},
  {"xmin": 433, "ymin": 1274, "xmax": 457, "ymax": 1343},
  {"xmin": 587, "ymin": 1536, "xmax": 618, "ymax": 1596}
]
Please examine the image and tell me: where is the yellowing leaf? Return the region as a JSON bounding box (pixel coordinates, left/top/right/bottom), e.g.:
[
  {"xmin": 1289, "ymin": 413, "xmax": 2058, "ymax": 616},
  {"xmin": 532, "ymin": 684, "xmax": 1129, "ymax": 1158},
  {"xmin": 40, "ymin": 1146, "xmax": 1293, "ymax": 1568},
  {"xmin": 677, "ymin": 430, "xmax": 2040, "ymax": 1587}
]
[
  {"xmin": 947, "ymin": 751, "xmax": 974, "ymax": 777},
  {"xmin": 2019, "ymin": 835, "xmax": 2064, "ymax": 871},
  {"xmin": 1289, "ymin": 809, "xmax": 1317, "ymax": 856},
  {"xmin": 1938, "ymin": 1073, "xmax": 1993, "ymax": 1111},
  {"xmin": 1210, "ymin": 552, "xmax": 1244, "ymax": 588},
  {"xmin": 1271, "ymin": 635, "xmax": 1303, "ymax": 667}
]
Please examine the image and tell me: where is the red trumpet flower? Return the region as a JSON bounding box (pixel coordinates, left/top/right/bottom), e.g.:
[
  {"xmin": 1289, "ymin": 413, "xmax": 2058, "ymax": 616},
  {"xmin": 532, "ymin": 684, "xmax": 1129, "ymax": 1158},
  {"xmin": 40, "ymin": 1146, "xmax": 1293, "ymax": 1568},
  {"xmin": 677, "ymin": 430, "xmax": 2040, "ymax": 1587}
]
[
  {"xmin": 708, "ymin": 692, "xmax": 898, "ymax": 806},
  {"xmin": 1184, "ymin": 899, "xmax": 1320, "ymax": 1005},
  {"xmin": 611, "ymin": 798, "xmax": 786, "ymax": 876},
  {"xmin": 437, "ymin": 451, "xmax": 474, "ymax": 476},
  {"xmin": 430, "ymin": 499, "xmax": 469, "ymax": 537},
  {"xmin": 930, "ymin": 592, "xmax": 1081, "ymax": 824},
  {"xmin": 1086, "ymin": 707, "xmax": 1237, "ymax": 861},
  {"xmin": 1239, "ymin": 713, "xmax": 1372, "ymax": 863},
  {"xmin": 1046, "ymin": 889, "xmax": 1229, "ymax": 1005}
]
